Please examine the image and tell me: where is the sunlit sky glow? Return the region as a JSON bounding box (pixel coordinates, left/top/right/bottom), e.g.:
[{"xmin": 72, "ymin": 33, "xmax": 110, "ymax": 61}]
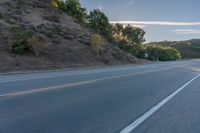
[{"xmin": 80, "ymin": 0, "xmax": 200, "ymax": 42}]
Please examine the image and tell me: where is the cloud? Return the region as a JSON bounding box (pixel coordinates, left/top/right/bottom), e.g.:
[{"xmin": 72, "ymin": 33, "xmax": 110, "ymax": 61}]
[
  {"xmin": 173, "ymin": 29, "xmax": 200, "ymax": 34},
  {"xmin": 110, "ymin": 21, "xmax": 200, "ymax": 26}
]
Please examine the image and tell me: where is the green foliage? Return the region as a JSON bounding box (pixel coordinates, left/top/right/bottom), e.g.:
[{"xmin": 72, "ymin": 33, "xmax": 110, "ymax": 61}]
[
  {"xmin": 146, "ymin": 45, "xmax": 181, "ymax": 61},
  {"xmin": 112, "ymin": 24, "xmax": 145, "ymax": 45},
  {"xmin": 12, "ymin": 28, "xmax": 46, "ymax": 56},
  {"xmin": 112, "ymin": 23, "xmax": 146, "ymax": 54},
  {"xmin": 148, "ymin": 39, "xmax": 200, "ymax": 58},
  {"xmin": 12, "ymin": 27, "xmax": 33, "ymax": 54},
  {"xmin": 12, "ymin": 39, "xmax": 29, "ymax": 54},
  {"xmin": 130, "ymin": 45, "xmax": 147, "ymax": 59},
  {"xmin": 56, "ymin": 0, "xmax": 87, "ymax": 23},
  {"xmin": 53, "ymin": 0, "xmax": 180, "ymax": 61},
  {"xmin": 88, "ymin": 9, "xmax": 112, "ymax": 39},
  {"xmin": 123, "ymin": 25, "xmax": 145, "ymax": 45},
  {"xmin": 124, "ymin": 44, "xmax": 181, "ymax": 61}
]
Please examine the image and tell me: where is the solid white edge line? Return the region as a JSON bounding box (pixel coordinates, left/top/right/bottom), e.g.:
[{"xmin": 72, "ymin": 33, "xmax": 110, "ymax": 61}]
[{"xmin": 120, "ymin": 74, "xmax": 200, "ymax": 133}]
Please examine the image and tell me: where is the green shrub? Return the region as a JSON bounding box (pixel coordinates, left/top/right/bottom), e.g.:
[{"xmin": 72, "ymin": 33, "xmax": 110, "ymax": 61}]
[
  {"xmin": 131, "ymin": 45, "xmax": 147, "ymax": 59},
  {"xmin": 146, "ymin": 45, "xmax": 181, "ymax": 61},
  {"xmin": 159, "ymin": 47, "xmax": 181, "ymax": 61},
  {"xmin": 12, "ymin": 39, "xmax": 29, "ymax": 54},
  {"xmin": 11, "ymin": 27, "xmax": 33, "ymax": 54},
  {"xmin": 56, "ymin": 0, "xmax": 87, "ymax": 23}
]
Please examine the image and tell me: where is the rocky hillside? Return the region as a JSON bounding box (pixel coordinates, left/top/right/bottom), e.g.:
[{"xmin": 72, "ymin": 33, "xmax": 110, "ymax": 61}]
[{"xmin": 0, "ymin": 0, "xmax": 144, "ymax": 72}]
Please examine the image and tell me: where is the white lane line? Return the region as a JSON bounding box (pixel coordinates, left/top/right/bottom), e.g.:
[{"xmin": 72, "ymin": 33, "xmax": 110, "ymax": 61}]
[
  {"xmin": 0, "ymin": 67, "xmax": 177, "ymax": 98},
  {"xmin": 120, "ymin": 73, "xmax": 200, "ymax": 133}
]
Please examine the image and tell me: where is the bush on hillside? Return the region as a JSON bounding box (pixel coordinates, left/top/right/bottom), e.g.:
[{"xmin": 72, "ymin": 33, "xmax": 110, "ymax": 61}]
[
  {"xmin": 90, "ymin": 34, "xmax": 106, "ymax": 55},
  {"xmin": 12, "ymin": 27, "xmax": 33, "ymax": 54},
  {"xmin": 11, "ymin": 27, "xmax": 46, "ymax": 55},
  {"xmin": 28, "ymin": 36, "xmax": 47, "ymax": 56}
]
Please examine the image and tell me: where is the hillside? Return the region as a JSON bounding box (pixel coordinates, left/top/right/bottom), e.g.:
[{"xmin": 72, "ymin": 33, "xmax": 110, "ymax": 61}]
[
  {"xmin": 0, "ymin": 0, "xmax": 144, "ymax": 72},
  {"xmin": 147, "ymin": 39, "xmax": 200, "ymax": 58}
]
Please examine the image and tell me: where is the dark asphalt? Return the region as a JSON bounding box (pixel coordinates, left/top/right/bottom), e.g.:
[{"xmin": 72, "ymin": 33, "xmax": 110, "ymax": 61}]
[{"xmin": 0, "ymin": 60, "xmax": 200, "ymax": 133}]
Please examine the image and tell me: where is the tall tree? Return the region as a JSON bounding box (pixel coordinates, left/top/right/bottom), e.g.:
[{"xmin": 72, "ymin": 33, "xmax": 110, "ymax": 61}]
[
  {"xmin": 123, "ymin": 25, "xmax": 145, "ymax": 45},
  {"xmin": 88, "ymin": 9, "xmax": 112, "ymax": 38}
]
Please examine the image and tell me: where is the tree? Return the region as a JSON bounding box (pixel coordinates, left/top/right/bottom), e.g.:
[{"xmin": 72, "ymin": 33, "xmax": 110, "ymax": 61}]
[
  {"xmin": 123, "ymin": 24, "xmax": 145, "ymax": 45},
  {"xmin": 88, "ymin": 9, "xmax": 112, "ymax": 39},
  {"xmin": 112, "ymin": 23, "xmax": 146, "ymax": 54},
  {"xmin": 146, "ymin": 45, "xmax": 181, "ymax": 61},
  {"xmin": 55, "ymin": 0, "xmax": 87, "ymax": 23},
  {"xmin": 112, "ymin": 23, "xmax": 126, "ymax": 42}
]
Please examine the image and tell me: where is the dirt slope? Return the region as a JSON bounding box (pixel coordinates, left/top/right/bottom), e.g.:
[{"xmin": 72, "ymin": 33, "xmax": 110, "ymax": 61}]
[{"xmin": 0, "ymin": 0, "xmax": 143, "ymax": 72}]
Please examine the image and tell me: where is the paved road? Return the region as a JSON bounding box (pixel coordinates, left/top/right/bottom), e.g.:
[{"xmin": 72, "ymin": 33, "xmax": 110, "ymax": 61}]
[{"xmin": 0, "ymin": 60, "xmax": 200, "ymax": 133}]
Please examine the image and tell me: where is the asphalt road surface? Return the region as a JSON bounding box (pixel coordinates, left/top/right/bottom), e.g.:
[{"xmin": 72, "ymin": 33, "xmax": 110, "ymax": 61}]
[{"xmin": 0, "ymin": 60, "xmax": 200, "ymax": 133}]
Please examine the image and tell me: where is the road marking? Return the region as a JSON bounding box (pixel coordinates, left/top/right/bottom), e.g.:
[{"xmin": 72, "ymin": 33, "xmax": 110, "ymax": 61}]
[
  {"xmin": 120, "ymin": 74, "xmax": 200, "ymax": 133},
  {"xmin": 0, "ymin": 67, "xmax": 178, "ymax": 98},
  {"xmin": 0, "ymin": 64, "xmax": 183, "ymax": 84},
  {"xmin": 0, "ymin": 80, "xmax": 96, "ymax": 98}
]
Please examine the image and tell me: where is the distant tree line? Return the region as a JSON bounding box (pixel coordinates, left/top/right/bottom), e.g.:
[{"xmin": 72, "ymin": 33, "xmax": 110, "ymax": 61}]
[{"xmin": 148, "ymin": 40, "xmax": 200, "ymax": 59}]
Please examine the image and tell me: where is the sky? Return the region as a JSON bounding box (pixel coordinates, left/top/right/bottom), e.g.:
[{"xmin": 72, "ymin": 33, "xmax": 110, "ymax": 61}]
[{"xmin": 80, "ymin": 0, "xmax": 200, "ymax": 42}]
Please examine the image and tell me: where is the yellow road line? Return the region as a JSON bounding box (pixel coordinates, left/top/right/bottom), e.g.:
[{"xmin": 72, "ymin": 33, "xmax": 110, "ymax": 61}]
[{"xmin": 0, "ymin": 67, "xmax": 179, "ymax": 98}]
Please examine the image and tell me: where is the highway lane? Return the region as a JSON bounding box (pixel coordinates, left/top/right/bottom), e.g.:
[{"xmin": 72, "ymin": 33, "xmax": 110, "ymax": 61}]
[
  {"xmin": 134, "ymin": 74, "xmax": 200, "ymax": 133},
  {"xmin": 0, "ymin": 60, "xmax": 196, "ymax": 95},
  {"xmin": 0, "ymin": 60, "xmax": 199, "ymax": 133}
]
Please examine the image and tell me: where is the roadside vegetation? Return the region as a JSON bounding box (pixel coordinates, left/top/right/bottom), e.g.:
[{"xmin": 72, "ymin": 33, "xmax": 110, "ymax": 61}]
[
  {"xmin": 90, "ymin": 34, "xmax": 106, "ymax": 55},
  {"xmin": 148, "ymin": 40, "xmax": 200, "ymax": 59},
  {"xmin": 132, "ymin": 45, "xmax": 181, "ymax": 61},
  {"xmin": 53, "ymin": 0, "xmax": 181, "ymax": 61},
  {"xmin": 11, "ymin": 26, "xmax": 46, "ymax": 56},
  {"xmin": 10, "ymin": 0, "xmax": 181, "ymax": 61}
]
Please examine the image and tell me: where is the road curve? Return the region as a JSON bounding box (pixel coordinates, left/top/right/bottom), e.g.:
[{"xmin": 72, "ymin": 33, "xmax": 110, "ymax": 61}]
[{"xmin": 0, "ymin": 60, "xmax": 200, "ymax": 133}]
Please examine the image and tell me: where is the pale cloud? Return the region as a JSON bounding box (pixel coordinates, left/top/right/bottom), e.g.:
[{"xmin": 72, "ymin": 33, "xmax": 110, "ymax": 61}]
[
  {"xmin": 110, "ymin": 21, "xmax": 200, "ymax": 26},
  {"xmin": 173, "ymin": 29, "xmax": 200, "ymax": 34}
]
